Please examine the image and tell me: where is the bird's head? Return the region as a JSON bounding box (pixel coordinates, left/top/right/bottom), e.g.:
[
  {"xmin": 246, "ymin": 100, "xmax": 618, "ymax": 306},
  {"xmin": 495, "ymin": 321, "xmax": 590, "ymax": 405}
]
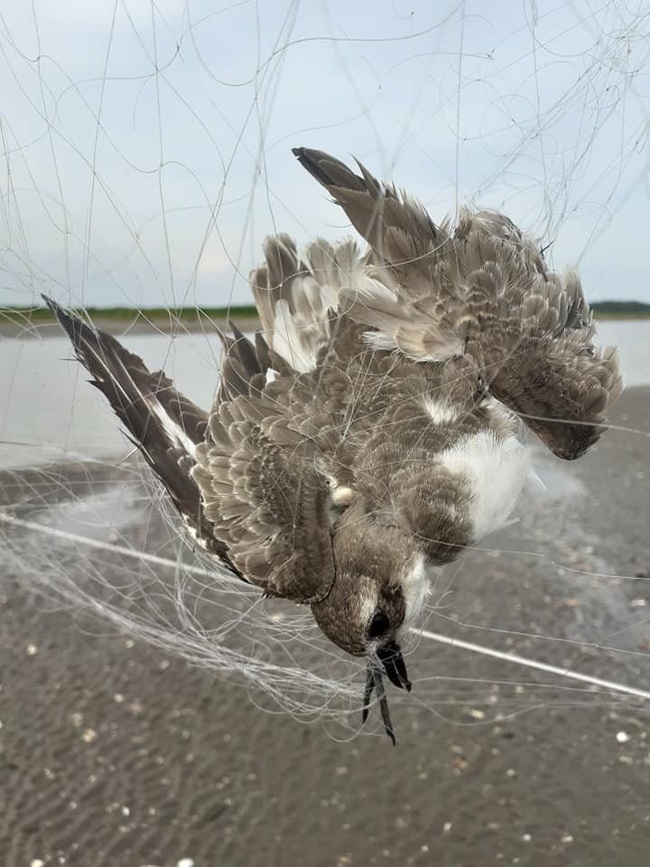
[{"xmin": 310, "ymin": 498, "xmax": 429, "ymax": 742}]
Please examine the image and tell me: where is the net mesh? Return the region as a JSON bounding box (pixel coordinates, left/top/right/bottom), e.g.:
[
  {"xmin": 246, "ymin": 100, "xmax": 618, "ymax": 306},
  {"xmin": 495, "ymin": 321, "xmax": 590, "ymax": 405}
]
[{"xmin": 1, "ymin": 2, "xmax": 649, "ymax": 865}]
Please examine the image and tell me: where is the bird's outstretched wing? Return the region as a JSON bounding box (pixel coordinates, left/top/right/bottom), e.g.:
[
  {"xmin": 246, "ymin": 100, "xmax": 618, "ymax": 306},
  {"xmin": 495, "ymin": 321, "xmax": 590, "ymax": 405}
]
[
  {"xmin": 43, "ymin": 296, "xmax": 241, "ymax": 574},
  {"xmin": 292, "ymin": 147, "xmax": 468, "ymax": 363},
  {"xmin": 292, "ymin": 147, "xmax": 444, "ymax": 284},
  {"xmin": 46, "ymin": 296, "xmax": 339, "ymax": 604},
  {"xmin": 293, "ymin": 148, "xmax": 622, "ymax": 460}
]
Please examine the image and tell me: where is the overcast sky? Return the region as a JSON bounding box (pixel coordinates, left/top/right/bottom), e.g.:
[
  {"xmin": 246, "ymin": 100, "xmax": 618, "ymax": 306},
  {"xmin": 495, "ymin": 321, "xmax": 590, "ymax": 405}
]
[{"xmin": 1, "ymin": 0, "xmax": 649, "ymax": 309}]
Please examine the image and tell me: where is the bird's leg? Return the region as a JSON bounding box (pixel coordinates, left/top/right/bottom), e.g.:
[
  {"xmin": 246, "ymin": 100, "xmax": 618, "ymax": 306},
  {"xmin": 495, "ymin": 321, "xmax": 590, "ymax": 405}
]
[{"xmin": 362, "ymin": 658, "xmax": 397, "ymax": 746}]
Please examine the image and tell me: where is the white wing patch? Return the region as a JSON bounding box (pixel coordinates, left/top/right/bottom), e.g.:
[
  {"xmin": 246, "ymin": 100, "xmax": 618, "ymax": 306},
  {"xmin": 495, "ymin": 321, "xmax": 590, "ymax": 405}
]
[
  {"xmin": 401, "ymin": 553, "xmax": 431, "ymax": 627},
  {"xmin": 439, "ymin": 430, "xmax": 529, "ymax": 541},
  {"xmin": 361, "ymin": 327, "xmax": 465, "ymax": 363},
  {"xmin": 421, "ymin": 397, "xmax": 458, "ymax": 425},
  {"xmin": 149, "ymin": 399, "xmax": 198, "ymax": 460},
  {"xmin": 270, "ymin": 297, "xmax": 318, "ymax": 373},
  {"xmin": 362, "ymin": 331, "xmax": 399, "ymax": 352},
  {"xmin": 267, "ymin": 278, "xmax": 339, "ymax": 373}
]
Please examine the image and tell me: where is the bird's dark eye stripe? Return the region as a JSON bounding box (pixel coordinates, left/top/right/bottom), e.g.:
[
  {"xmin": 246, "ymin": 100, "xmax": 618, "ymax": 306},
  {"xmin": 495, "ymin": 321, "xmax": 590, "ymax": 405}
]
[{"xmin": 368, "ymin": 610, "xmax": 390, "ymax": 639}]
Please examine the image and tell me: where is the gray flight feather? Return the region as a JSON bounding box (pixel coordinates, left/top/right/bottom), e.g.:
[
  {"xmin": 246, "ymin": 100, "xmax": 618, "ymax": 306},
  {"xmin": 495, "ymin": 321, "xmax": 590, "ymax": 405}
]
[{"xmin": 42, "ymin": 295, "xmax": 240, "ymax": 576}]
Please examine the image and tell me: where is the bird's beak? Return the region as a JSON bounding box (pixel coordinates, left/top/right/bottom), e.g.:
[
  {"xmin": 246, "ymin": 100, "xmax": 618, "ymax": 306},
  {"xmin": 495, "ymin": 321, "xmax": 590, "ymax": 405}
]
[
  {"xmin": 362, "ymin": 641, "xmax": 411, "ymax": 745},
  {"xmin": 377, "ymin": 640, "xmax": 411, "ymax": 692}
]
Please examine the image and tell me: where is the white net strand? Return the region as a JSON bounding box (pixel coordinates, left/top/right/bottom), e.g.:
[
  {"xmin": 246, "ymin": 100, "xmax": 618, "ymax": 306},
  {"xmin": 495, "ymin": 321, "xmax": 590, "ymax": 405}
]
[{"xmin": 0, "ymin": 0, "xmax": 649, "ymax": 738}]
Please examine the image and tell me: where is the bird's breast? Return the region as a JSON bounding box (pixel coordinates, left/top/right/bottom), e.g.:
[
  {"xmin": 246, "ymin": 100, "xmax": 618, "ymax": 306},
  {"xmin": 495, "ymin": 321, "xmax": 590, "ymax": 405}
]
[{"xmin": 437, "ymin": 428, "xmax": 529, "ymax": 542}]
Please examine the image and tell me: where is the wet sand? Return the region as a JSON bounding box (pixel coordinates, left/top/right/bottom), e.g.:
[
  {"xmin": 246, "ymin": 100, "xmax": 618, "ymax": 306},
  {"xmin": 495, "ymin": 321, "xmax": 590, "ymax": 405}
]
[{"xmin": 1, "ymin": 389, "xmax": 649, "ymax": 866}]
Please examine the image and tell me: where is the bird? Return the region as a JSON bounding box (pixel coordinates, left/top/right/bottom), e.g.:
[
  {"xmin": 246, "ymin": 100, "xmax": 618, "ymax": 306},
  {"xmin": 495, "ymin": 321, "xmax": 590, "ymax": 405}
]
[{"xmin": 44, "ymin": 147, "xmax": 622, "ymax": 744}]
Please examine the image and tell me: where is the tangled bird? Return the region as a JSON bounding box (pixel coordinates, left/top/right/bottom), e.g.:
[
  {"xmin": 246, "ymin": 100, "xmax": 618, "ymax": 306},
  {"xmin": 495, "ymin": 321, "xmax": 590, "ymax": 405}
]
[{"xmin": 46, "ymin": 147, "xmax": 622, "ymax": 744}]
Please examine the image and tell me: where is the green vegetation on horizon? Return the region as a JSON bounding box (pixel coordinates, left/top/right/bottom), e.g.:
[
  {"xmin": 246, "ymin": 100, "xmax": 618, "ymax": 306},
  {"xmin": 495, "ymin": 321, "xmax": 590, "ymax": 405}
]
[
  {"xmin": 2, "ymin": 299, "xmax": 650, "ymax": 325},
  {"xmin": 590, "ymin": 300, "xmax": 650, "ymax": 317},
  {"xmin": 0, "ymin": 304, "xmax": 260, "ymax": 324}
]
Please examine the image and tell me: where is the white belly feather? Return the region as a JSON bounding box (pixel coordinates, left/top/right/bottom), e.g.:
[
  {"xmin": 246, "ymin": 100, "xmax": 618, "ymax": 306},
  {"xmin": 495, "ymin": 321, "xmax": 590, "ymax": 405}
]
[{"xmin": 438, "ymin": 429, "xmax": 530, "ymax": 542}]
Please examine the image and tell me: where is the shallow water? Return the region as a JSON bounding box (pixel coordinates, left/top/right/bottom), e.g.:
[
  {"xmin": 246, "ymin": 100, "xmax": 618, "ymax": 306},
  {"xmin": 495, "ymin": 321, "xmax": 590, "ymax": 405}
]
[
  {"xmin": 594, "ymin": 319, "xmax": 650, "ymax": 386},
  {"xmin": 0, "ymin": 319, "xmax": 648, "ymax": 469},
  {"xmin": 0, "ymin": 332, "xmax": 222, "ymax": 469}
]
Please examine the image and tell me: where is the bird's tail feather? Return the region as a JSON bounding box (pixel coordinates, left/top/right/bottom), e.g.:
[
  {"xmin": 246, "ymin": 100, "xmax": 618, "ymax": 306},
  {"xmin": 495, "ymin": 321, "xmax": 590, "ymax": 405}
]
[{"xmin": 250, "ymin": 233, "xmax": 357, "ymax": 373}]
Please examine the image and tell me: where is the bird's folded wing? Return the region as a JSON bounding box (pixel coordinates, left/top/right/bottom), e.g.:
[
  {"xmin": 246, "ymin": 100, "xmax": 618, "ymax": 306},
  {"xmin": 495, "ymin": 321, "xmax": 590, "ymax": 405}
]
[
  {"xmin": 459, "ymin": 253, "xmax": 622, "ymax": 459},
  {"xmin": 193, "ymin": 382, "xmax": 338, "ymax": 603}
]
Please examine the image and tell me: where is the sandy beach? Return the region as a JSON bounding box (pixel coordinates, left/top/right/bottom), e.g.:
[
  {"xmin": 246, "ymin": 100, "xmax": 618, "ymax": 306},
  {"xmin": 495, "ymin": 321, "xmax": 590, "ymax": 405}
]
[{"xmin": 0, "ymin": 387, "xmax": 649, "ymax": 866}]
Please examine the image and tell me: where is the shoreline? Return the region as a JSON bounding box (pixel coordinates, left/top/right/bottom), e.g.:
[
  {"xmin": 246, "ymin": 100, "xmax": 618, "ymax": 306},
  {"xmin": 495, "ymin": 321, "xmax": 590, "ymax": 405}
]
[
  {"xmin": 1, "ymin": 312, "xmax": 648, "ymax": 339},
  {"xmin": 0, "ymin": 315, "xmax": 262, "ymax": 339}
]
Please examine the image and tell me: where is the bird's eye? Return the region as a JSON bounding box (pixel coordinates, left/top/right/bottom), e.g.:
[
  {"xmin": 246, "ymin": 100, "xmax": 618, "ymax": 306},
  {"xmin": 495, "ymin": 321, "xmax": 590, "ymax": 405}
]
[{"xmin": 368, "ymin": 610, "xmax": 390, "ymax": 639}]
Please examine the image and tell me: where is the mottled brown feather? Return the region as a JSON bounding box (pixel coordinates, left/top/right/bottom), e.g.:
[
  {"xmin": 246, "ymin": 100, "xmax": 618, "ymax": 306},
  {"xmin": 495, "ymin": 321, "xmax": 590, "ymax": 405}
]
[{"xmin": 293, "ymin": 148, "xmax": 622, "ymax": 459}]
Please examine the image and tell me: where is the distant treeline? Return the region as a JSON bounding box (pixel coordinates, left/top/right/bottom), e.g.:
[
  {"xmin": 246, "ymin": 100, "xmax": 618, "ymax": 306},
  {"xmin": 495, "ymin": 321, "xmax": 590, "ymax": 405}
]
[
  {"xmin": 590, "ymin": 300, "xmax": 650, "ymax": 316},
  {"xmin": 1, "ymin": 304, "xmax": 259, "ymax": 323},
  {"xmin": 2, "ymin": 300, "xmax": 650, "ymax": 324}
]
